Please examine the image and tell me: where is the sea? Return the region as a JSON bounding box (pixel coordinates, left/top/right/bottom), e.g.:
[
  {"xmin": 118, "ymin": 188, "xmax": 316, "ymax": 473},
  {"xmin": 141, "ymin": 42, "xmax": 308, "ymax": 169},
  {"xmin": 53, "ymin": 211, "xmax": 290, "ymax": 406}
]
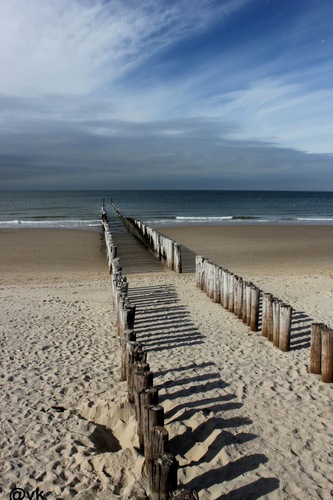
[{"xmin": 0, "ymin": 190, "xmax": 333, "ymax": 231}]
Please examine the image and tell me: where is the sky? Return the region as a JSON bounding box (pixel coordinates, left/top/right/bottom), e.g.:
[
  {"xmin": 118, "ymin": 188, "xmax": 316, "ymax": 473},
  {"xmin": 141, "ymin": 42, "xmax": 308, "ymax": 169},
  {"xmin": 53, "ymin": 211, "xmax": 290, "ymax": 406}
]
[{"xmin": 0, "ymin": 0, "xmax": 332, "ymax": 190}]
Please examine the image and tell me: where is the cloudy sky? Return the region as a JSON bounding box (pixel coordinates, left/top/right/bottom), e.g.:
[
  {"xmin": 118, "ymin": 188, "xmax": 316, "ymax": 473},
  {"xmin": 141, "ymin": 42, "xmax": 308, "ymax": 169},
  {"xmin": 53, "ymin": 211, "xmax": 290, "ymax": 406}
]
[{"xmin": 0, "ymin": 0, "xmax": 332, "ymax": 190}]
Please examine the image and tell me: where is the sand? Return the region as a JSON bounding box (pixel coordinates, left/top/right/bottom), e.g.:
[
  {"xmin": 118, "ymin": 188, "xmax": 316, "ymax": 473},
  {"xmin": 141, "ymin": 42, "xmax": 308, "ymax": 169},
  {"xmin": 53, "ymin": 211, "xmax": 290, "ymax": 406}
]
[{"xmin": 1, "ymin": 227, "xmax": 333, "ymax": 499}]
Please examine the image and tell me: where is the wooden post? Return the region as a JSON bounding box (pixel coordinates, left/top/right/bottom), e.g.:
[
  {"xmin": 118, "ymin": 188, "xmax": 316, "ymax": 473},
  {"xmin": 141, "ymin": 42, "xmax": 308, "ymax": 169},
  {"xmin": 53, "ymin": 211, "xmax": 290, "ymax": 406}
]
[
  {"xmin": 242, "ymin": 281, "xmax": 248, "ymax": 324},
  {"xmin": 261, "ymin": 293, "xmax": 272, "ymax": 338},
  {"xmin": 279, "ymin": 304, "xmax": 292, "ymax": 352},
  {"xmin": 169, "ymin": 240, "xmax": 175, "ymax": 271},
  {"xmin": 128, "ymin": 345, "xmax": 147, "ymax": 403},
  {"xmin": 213, "ymin": 265, "xmax": 221, "ymax": 303},
  {"xmin": 200, "ymin": 257, "xmax": 206, "ymax": 291},
  {"xmin": 122, "ymin": 304, "xmax": 136, "ymax": 332},
  {"xmin": 124, "ymin": 341, "xmax": 138, "ymax": 382},
  {"xmin": 143, "ymin": 404, "xmax": 164, "ymax": 461},
  {"xmin": 135, "ymin": 388, "xmax": 159, "ymax": 448},
  {"xmin": 120, "ymin": 331, "xmax": 136, "ymax": 381},
  {"xmin": 117, "ymin": 295, "xmax": 127, "ymax": 337},
  {"xmin": 246, "ymin": 282, "xmax": 252, "ymax": 327},
  {"xmin": 195, "ymin": 256, "xmax": 205, "ymax": 289},
  {"xmin": 202, "ymin": 259, "xmax": 208, "ymax": 295},
  {"xmin": 208, "ymin": 261, "xmax": 215, "ymax": 300},
  {"xmin": 233, "ymin": 276, "xmax": 239, "ymax": 317},
  {"xmin": 266, "ymin": 295, "xmax": 274, "ymax": 342},
  {"xmin": 250, "ymin": 286, "xmax": 260, "ymax": 332},
  {"xmin": 228, "ymin": 272, "xmax": 234, "ymax": 313},
  {"xmin": 219, "ymin": 268, "xmax": 224, "ymax": 307},
  {"xmin": 147, "ymin": 453, "xmax": 178, "ymax": 500},
  {"xmin": 321, "ymin": 327, "xmax": 333, "ymax": 383},
  {"xmin": 222, "ymin": 270, "xmax": 229, "ymax": 309},
  {"xmin": 174, "ymin": 243, "xmax": 182, "ymax": 273},
  {"xmin": 236, "ymin": 277, "xmax": 243, "ymax": 320},
  {"xmin": 133, "ymin": 364, "xmax": 153, "ymax": 396},
  {"xmin": 272, "ymin": 299, "xmax": 281, "ymax": 348},
  {"xmin": 309, "ymin": 322, "xmax": 325, "ymax": 374},
  {"xmin": 150, "ymin": 426, "xmax": 169, "ymax": 459}
]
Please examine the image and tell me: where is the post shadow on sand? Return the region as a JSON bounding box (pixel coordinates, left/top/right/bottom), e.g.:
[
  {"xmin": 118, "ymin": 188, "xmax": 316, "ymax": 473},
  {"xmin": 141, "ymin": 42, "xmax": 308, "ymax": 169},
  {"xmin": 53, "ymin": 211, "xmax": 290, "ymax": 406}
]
[
  {"xmin": 129, "ymin": 282, "xmax": 279, "ymax": 499},
  {"xmin": 128, "ymin": 283, "xmax": 205, "ymax": 353},
  {"xmin": 216, "ymin": 476, "xmax": 280, "ymax": 500},
  {"xmin": 186, "ymin": 453, "xmax": 269, "ymax": 487}
]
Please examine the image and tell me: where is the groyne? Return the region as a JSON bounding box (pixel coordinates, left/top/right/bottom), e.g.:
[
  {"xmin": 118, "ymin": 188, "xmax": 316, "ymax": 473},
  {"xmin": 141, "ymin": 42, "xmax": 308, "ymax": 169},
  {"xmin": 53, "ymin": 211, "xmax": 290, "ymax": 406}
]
[{"xmin": 111, "ymin": 202, "xmax": 182, "ymax": 273}]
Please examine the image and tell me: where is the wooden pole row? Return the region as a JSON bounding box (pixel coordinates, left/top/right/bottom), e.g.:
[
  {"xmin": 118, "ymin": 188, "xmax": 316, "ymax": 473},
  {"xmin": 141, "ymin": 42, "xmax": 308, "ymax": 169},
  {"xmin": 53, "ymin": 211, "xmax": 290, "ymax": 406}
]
[
  {"xmin": 310, "ymin": 323, "xmax": 333, "ymax": 383},
  {"xmin": 196, "ymin": 256, "xmax": 293, "ymax": 352},
  {"xmin": 101, "ymin": 205, "xmax": 196, "ymax": 497},
  {"xmin": 123, "ymin": 334, "xmax": 181, "ymax": 497},
  {"xmin": 196, "ymin": 257, "xmax": 260, "ymax": 332},
  {"xmin": 111, "ymin": 202, "xmax": 182, "ymax": 273},
  {"xmin": 261, "ymin": 294, "xmax": 292, "ymax": 352},
  {"xmin": 101, "ymin": 213, "xmax": 118, "ymax": 274}
]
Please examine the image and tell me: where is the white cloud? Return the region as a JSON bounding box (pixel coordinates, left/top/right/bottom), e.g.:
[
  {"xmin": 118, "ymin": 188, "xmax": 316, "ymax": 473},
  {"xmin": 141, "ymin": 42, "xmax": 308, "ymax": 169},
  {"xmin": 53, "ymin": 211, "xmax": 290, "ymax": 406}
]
[
  {"xmin": 0, "ymin": 0, "xmax": 253, "ymax": 96},
  {"xmin": 0, "ymin": 0, "xmax": 332, "ymax": 190}
]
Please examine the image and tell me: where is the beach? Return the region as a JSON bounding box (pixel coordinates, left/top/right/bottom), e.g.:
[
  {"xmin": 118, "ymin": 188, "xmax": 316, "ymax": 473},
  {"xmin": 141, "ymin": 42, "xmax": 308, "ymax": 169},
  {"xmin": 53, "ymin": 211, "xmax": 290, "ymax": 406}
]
[{"xmin": 1, "ymin": 226, "xmax": 333, "ymax": 499}]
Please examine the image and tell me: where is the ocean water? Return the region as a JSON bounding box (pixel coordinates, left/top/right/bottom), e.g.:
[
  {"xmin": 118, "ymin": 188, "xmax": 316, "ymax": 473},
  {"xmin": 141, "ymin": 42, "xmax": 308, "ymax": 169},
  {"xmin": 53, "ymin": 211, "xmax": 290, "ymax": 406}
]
[{"xmin": 0, "ymin": 190, "xmax": 333, "ymax": 230}]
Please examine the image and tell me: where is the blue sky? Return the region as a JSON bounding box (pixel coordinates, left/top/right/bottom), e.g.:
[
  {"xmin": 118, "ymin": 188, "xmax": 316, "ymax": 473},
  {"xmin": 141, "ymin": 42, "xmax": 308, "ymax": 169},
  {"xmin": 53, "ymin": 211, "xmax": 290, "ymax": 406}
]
[{"xmin": 0, "ymin": 0, "xmax": 332, "ymax": 190}]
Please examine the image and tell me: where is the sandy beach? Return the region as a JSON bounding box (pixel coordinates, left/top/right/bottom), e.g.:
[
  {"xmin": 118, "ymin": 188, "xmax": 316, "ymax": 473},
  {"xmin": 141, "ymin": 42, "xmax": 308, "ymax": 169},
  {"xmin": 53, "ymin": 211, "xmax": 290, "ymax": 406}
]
[{"xmin": 1, "ymin": 226, "xmax": 333, "ymax": 499}]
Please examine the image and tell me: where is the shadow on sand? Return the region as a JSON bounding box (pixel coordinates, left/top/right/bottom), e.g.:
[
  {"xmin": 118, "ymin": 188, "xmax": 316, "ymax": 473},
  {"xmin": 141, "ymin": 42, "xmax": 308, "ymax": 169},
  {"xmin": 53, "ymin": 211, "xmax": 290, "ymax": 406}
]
[{"xmin": 128, "ymin": 282, "xmax": 279, "ymax": 498}]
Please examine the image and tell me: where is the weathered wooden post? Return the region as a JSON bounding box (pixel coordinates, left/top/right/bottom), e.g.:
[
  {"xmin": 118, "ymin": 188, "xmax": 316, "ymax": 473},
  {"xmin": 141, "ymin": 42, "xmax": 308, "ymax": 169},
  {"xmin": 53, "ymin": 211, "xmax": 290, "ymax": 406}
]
[
  {"xmin": 195, "ymin": 256, "xmax": 205, "ymax": 289},
  {"xmin": 219, "ymin": 268, "xmax": 224, "ymax": 307},
  {"xmin": 208, "ymin": 261, "xmax": 215, "ymax": 300},
  {"xmin": 150, "ymin": 426, "xmax": 169, "ymax": 459},
  {"xmin": 228, "ymin": 272, "xmax": 234, "ymax": 313},
  {"xmin": 242, "ymin": 281, "xmax": 248, "ymax": 324},
  {"xmin": 245, "ymin": 282, "xmax": 252, "ymax": 327},
  {"xmin": 121, "ymin": 304, "xmax": 136, "ymax": 332},
  {"xmin": 266, "ymin": 296, "xmax": 274, "ymax": 342},
  {"xmin": 321, "ymin": 326, "xmax": 333, "ymax": 383},
  {"xmin": 279, "ymin": 304, "xmax": 292, "ymax": 352},
  {"xmin": 116, "ymin": 292, "xmax": 127, "ymax": 337},
  {"xmin": 133, "ymin": 364, "xmax": 153, "ymax": 398},
  {"xmin": 233, "ymin": 275, "xmax": 239, "ymax": 317},
  {"xmin": 261, "ymin": 293, "xmax": 272, "ymax": 338},
  {"xmin": 222, "ymin": 270, "xmax": 229, "ymax": 309},
  {"xmin": 147, "ymin": 453, "xmax": 178, "ymax": 500},
  {"xmin": 272, "ymin": 299, "xmax": 281, "ymax": 348},
  {"xmin": 249, "ymin": 285, "xmax": 260, "ymax": 332},
  {"xmin": 120, "ymin": 331, "xmax": 136, "ymax": 381},
  {"xmin": 309, "ymin": 322, "xmax": 325, "ymax": 375},
  {"xmin": 174, "ymin": 243, "xmax": 182, "ymax": 273},
  {"xmin": 202, "ymin": 259, "xmax": 208, "ymax": 295},
  {"xmin": 143, "ymin": 404, "xmax": 165, "ymax": 462},
  {"xmin": 128, "ymin": 345, "xmax": 147, "ymax": 403},
  {"xmin": 124, "ymin": 341, "xmax": 139, "ymax": 382},
  {"xmin": 213, "ymin": 264, "xmax": 220, "ymax": 303},
  {"xmin": 169, "ymin": 240, "xmax": 175, "ymax": 270},
  {"xmin": 236, "ymin": 276, "xmax": 243, "ymax": 320},
  {"xmin": 135, "ymin": 388, "xmax": 159, "ymax": 449}
]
